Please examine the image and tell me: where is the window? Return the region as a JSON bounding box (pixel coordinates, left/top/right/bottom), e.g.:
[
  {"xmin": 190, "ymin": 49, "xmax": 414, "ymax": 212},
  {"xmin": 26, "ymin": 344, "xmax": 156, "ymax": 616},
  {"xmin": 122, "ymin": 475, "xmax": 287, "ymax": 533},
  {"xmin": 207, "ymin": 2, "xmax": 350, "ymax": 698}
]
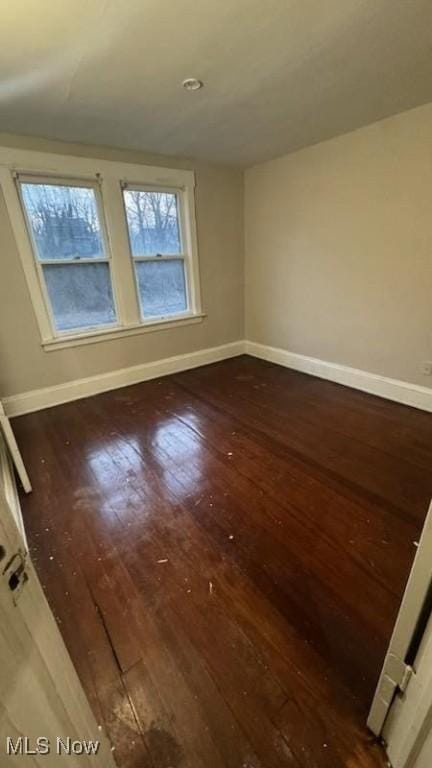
[
  {"xmin": 122, "ymin": 188, "xmax": 188, "ymax": 319},
  {"xmin": 0, "ymin": 148, "xmax": 202, "ymax": 349},
  {"xmin": 19, "ymin": 180, "xmax": 117, "ymax": 333}
]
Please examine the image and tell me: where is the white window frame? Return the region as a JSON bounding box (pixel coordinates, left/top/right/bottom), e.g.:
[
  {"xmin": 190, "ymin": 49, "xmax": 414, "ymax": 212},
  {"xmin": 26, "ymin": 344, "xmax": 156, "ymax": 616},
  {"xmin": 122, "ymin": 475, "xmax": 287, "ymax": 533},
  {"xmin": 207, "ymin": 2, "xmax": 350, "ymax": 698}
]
[
  {"xmin": 16, "ymin": 174, "xmax": 120, "ymax": 337},
  {"xmin": 0, "ymin": 147, "xmax": 204, "ymax": 351},
  {"xmin": 121, "ymin": 182, "xmax": 198, "ymax": 322}
]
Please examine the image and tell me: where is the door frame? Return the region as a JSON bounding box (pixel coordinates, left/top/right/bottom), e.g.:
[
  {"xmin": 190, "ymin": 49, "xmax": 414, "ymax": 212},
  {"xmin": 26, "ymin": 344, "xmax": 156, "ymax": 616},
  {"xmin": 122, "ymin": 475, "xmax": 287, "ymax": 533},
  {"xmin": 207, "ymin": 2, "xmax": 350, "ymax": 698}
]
[
  {"xmin": 0, "ymin": 430, "xmax": 28, "ymax": 547},
  {"xmin": 382, "ymin": 609, "xmax": 432, "ymax": 768},
  {"xmin": 0, "ymin": 479, "xmax": 116, "ymax": 766},
  {"xmin": 368, "ymin": 500, "xmax": 432, "ymax": 735},
  {"xmin": 0, "ymin": 400, "xmax": 31, "ymax": 494}
]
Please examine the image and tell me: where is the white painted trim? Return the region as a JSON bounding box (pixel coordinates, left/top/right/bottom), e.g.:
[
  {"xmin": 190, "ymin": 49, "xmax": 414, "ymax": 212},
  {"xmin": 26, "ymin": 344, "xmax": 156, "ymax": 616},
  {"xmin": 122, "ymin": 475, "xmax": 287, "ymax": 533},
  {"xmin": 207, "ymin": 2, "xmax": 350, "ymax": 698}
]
[
  {"xmin": 245, "ymin": 341, "xmax": 432, "ymax": 412},
  {"xmin": 3, "ymin": 341, "xmax": 245, "ymax": 417},
  {"xmin": 382, "ymin": 604, "xmax": 432, "ymax": 767},
  {"xmin": 0, "ymin": 145, "xmax": 202, "ymax": 347},
  {"xmin": 4, "ymin": 339, "xmax": 431, "ymax": 418},
  {"xmin": 0, "ymin": 484, "xmax": 116, "ymax": 768},
  {"xmin": 0, "ymin": 430, "xmax": 27, "ymax": 546},
  {"xmin": 42, "ymin": 312, "xmax": 206, "ymax": 351},
  {"xmin": 368, "ymin": 500, "xmax": 432, "ymax": 738},
  {"xmin": 0, "ymin": 146, "xmax": 195, "ymax": 187},
  {"xmin": 0, "ymin": 400, "xmax": 31, "ymax": 492},
  {"xmin": 0, "ymin": 166, "xmax": 53, "ymax": 340}
]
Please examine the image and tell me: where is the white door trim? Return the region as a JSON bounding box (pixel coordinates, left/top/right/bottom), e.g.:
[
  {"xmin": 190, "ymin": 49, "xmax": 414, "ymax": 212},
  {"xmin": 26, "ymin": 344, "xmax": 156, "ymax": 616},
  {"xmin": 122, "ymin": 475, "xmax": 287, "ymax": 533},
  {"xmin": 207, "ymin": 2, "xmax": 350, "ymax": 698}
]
[
  {"xmin": 0, "ymin": 482, "xmax": 116, "ymax": 766},
  {"xmin": 368, "ymin": 501, "xmax": 432, "ymax": 735},
  {"xmin": 0, "ymin": 400, "xmax": 31, "ymax": 492},
  {"xmin": 382, "ymin": 610, "xmax": 432, "ymax": 768},
  {"xmin": 0, "ymin": 432, "xmax": 27, "ymax": 547}
]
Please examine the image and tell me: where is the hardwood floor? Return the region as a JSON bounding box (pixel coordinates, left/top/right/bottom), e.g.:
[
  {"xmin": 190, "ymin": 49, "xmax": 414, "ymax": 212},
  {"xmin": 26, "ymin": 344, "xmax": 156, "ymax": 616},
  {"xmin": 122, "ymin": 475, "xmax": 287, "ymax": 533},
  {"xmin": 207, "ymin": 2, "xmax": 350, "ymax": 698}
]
[{"xmin": 14, "ymin": 355, "xmax": 432, "ymax": 768}]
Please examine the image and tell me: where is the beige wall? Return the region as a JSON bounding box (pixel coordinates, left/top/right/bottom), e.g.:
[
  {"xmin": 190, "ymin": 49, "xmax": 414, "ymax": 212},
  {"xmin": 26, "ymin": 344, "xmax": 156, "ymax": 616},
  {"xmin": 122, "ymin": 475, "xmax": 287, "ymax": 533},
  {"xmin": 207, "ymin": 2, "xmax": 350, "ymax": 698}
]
[
  {"xmin": 245, "ymin": 103, "xmax": 432, "ymax": 387},
  {"xmin": 0, "ymin": 134, "xmax": 244, "ymax": 397},
  {"xmin": 2, "ymin": 102, "xmax": 431, "ymax": 399}
]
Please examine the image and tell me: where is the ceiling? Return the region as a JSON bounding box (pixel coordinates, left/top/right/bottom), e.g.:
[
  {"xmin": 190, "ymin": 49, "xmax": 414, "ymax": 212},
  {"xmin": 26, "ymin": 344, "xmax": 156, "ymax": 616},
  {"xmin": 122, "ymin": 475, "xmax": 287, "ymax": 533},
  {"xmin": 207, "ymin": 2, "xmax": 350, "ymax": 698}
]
[{"xmin": 1, "ymin": 0, "xmax": 432, "ymax": 167}]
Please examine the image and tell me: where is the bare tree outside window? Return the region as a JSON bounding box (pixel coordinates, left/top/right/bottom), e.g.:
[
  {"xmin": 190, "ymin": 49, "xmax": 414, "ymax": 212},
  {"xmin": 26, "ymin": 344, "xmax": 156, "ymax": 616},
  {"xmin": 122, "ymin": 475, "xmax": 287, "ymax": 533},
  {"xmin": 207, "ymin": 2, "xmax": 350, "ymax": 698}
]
[
  {"xmin": 123, "ymin": 189, "xmax": 188, "ymax": 318},
  {"xmin": 21, "ymin": 183, "xmax": 104, "ymax": 260},
  {"xmin": 123, "ymin": 190, "xmax": 181, "ymax": 256},
  {"xmin": 20, "ymin": 182, "xmax": 117, "ymax": 332}
]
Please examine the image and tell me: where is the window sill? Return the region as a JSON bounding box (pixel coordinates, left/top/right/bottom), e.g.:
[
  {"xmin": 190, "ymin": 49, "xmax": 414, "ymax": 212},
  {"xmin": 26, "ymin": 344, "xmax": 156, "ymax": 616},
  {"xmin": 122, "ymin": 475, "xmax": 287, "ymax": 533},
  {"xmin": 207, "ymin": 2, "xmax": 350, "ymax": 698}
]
[{"xmin": 42, "ymin": 313, "xmax": 206, "ymax": 352}]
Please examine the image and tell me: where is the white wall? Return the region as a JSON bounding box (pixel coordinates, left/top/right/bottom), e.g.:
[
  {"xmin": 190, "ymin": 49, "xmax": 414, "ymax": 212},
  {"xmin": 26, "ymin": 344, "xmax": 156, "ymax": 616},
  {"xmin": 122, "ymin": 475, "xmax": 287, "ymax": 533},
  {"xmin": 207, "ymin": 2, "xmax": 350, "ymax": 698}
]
[{"xmin": 245, "ymin": 103, "xmax": 432, "ymax": 388}]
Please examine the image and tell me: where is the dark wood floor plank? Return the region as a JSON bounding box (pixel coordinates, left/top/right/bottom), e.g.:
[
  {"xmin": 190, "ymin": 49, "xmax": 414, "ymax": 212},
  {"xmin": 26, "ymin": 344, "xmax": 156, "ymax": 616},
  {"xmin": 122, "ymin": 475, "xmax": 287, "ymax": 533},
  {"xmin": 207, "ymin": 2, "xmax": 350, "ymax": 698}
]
[
  {"xmin": 169, "ymin": 397, "xmax": 416, "ymax": 593},
  {"xmin": 173, "ymin": 360, "xmax": 432, "ymax": 518},
  {"xmin": 77, "ymin": 380, "xmax": 408, "ymax": 696},
  {"xmin": 75, "ymin": 378, "xmax": 389, "ymax": 694},
  {"xmin": 14, "ymin": 355, "xmax": 432, "ymax": 767},
  {"xmin": 19, "ymin": 413, "xmax": 148, "ymax": 768},
  {"xmin": 220, "ymin": 357, "xmax": 432, "ymax": 471}
]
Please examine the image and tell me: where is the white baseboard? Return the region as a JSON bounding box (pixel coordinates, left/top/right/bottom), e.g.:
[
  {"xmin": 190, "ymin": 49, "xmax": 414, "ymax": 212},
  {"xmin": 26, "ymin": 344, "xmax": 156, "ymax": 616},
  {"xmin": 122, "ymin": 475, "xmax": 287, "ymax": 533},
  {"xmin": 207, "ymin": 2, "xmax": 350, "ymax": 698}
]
[
  {"xmin": 245, "ymin": 341, "xmax": 432, "ymax": 413},
  {"xmin": 4, "ymin": 339, "xmax": 431, "ymax": 417},
  {"xmin": 3, "ymin": 341, "xmax": 245, "ymax": 417}
]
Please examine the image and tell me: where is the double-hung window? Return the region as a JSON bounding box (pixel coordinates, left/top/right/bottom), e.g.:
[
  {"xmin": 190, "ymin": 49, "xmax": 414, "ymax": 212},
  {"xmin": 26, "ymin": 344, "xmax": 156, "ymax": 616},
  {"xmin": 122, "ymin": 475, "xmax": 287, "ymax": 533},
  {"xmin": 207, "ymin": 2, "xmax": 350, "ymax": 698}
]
[
  {"xmin": 0, "ymin": 148, "xmax": 202, "ymax": 349},
  {"xmin": 122, "ymin": 186, "xmax": 188, "ymax": 320},
  {"xmin": 19, "ymin": 179, "xmax": 117, "ymax": 333}
]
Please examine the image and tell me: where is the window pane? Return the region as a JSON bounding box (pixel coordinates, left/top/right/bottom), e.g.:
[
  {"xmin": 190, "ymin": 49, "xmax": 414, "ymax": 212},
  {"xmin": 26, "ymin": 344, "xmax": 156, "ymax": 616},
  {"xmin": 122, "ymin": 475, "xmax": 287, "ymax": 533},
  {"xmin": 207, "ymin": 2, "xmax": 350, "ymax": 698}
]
[
  {"xmin": 123, "ymin": 190, "xmax": 181, "ymax": 256},
  {"xmin": 20, "ymin": 183, "xmax": 105, "ymax": 260},
  {"xmin": 43, "ymin": 263, "xmax": 116, "ymax": 332},
  {"xmin": 135, "ymin": 260, "xmax": 187, "ymax": 318}
]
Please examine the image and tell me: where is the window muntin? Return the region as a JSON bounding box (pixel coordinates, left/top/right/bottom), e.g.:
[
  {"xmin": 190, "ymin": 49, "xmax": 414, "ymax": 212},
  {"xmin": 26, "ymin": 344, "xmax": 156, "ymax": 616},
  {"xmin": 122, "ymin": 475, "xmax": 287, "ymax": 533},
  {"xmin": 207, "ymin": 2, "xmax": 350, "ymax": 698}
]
[
  {"xmin": 19, "ymin": 180, "xmax": 117, "ymax": 333},
  {"xmin": 3, "ymin": 152, "xmax": 202, "ymax": 349},
  {"xmin": 122, "ymin": 187, "xmax": 189, "ymax": 320}
]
